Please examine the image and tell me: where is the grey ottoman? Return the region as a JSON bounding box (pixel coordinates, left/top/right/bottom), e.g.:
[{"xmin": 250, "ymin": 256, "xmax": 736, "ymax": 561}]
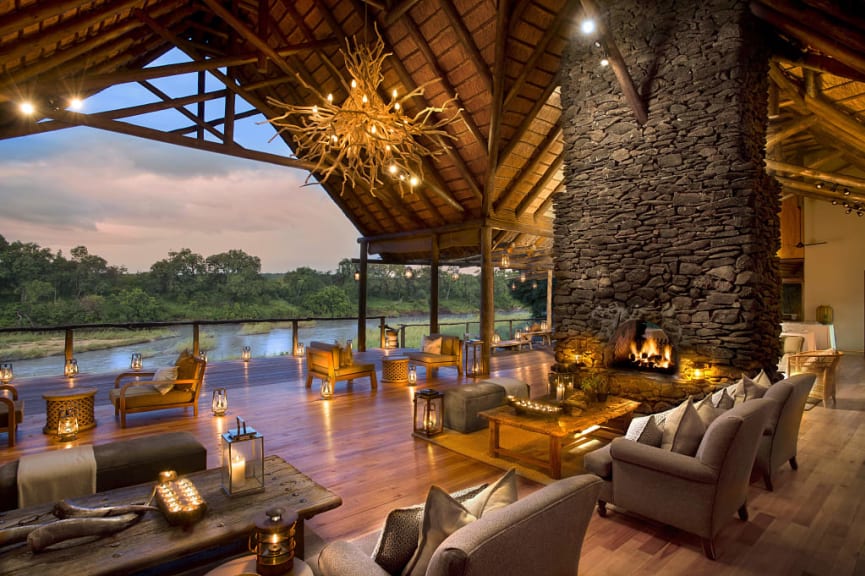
[
  {"xmin": 481, "ymin": 377, "xmax": 530, "ymax": 399},
  {"xmin": 444, "ymin": 382, "xmax": 506, "ymax": 433}
]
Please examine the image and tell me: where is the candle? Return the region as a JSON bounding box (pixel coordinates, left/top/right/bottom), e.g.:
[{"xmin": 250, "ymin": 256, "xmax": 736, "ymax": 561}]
[
  {"xmin": 230, "ymin": 455, "xmax": 246, "ymax": 488},
  {"xmin": 556, "ymin": 383, "xmax": 565, "ymax": 401}
]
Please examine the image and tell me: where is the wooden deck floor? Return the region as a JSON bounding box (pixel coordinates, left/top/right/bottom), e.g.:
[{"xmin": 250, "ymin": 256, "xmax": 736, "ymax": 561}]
[{"xmin": 2, "ymin": 348, "xmax": 864, "ymax": 575}]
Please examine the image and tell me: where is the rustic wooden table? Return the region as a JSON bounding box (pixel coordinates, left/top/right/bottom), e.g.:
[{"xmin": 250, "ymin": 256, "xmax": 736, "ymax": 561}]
[
  {"xmin": 0, "ymin": 455, "xmax": 342, "ymax": 576},
  {"xmin": 479, "ymin": 396, "xmax": 641, "ymax": 479}
]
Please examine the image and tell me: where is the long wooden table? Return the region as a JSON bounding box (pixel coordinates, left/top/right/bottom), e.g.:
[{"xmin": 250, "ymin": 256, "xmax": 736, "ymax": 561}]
[
  {"xmin": 0, "ymin": 455, "xmax": 342, "ymax": 576},
  {"xmin": 479, "ymin": 396, "xmax": 641, "ymax": 479}
]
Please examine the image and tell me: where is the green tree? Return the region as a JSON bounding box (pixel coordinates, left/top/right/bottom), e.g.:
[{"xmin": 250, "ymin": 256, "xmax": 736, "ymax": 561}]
[
  {"xmin": 108, "ymin": 288, "xmax": 163, "ymax": 322},
  {"xmin": 302, "ymin": 286, "xmax": 354, "ymax": 316},
  {"xmin": 149, "ymin": 248, "xmax": 206, "ymax": 300},
  {"xmin": 282, "ymin": 267, "xmax": 327, "ymax": 304}
]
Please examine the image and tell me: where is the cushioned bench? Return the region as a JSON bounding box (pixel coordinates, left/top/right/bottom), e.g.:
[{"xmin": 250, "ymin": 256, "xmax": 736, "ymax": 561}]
[
  {"xmin": 444, "ymin": 377, "xmax": 531, "ymax": 433},
  {"xmin": 0, "ymin": 431, "xmax": 207, "ymax": 511}
]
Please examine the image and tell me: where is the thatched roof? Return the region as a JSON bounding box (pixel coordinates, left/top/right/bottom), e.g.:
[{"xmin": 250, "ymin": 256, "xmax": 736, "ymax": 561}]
[{"xmin": 0, "ymin": 0, "xmax": 862, "ymax": 272}]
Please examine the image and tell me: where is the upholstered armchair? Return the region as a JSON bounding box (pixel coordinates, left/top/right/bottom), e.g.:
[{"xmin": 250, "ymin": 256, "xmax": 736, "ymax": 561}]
[
  {"xmin": 755, "ymin": 373, "xmax": 816, "ymax": 490},
  {"xmin": 0, "ymin": 384, "xmax": 23, "ymax": 448},
  {"xmin": 315, "ymin": 474, "xmax": 602, "ymax": 576},
  {"xmin": 591, "ymin": 399, "xmax": 772, "ymax": 560}
]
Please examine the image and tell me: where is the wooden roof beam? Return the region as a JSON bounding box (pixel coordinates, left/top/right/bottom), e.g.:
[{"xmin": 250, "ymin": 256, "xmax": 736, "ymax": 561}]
[
  {"xmin": 384, "ymin": 0, "xmax": 423, "ymax": 26},
  {"xmin": 766, "ymin": 115, "xmax": 817, "ymax": 151},
  {"xmin": 533, "ymin": 182, "xmax": 563, "ymax": 221},
  {"xmin": 172, "ymin": 109, "xmax": 260, "ymax": 136},
  {"xmin": 515, "ymin": 155, "xmax": 564, "ymax": 218},
  {"xmin": 0, "ymin": 0, "xmax": 97, "ymax": 38},
  {"xmin": 767, "ymin": 160, "xmax": 865, "ymax": 195},
  {"xmin": 438, "ymin": 0, "xmax": 494, "ymax": 98},
  {"xmin": 499, "ymin": 82, "xmax": 560, "ymax": 167},
  {"xmin": 775, "ymin": 176, "xmax": 865, "ymax": 205},
  {"xmin": 579, "ymin": 0, "xmax": 647, "ymax": 125},
  {"xmin": 139, "ymin": 81, "xmax": 225, "ymax": 142}
]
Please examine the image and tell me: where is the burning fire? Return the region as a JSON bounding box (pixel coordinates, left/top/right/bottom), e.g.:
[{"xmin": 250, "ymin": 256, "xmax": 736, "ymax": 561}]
[{"xmin": 629, "ymin": 336, "xmax": 673, "ymax": 370}]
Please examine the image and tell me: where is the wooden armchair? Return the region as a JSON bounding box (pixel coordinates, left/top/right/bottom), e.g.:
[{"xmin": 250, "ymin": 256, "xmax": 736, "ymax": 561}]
[
  {"xmin": 305, "ymin": 341, "xmax": 377, "ymax": 393},
  {"xmin": 110, "ymin": 356, "xmax": 206, "ymax": 428},
  {"xmin": 0, "ymin": 384, "xmax": 23, "ymax": 447}
]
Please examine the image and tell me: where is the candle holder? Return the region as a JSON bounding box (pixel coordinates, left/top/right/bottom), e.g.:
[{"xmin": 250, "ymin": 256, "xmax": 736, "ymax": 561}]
[
  {"xmin": 0, "ymin": 363, "xmax": 12, "ymax": 384},
  {"xmin": 64, "ymin": 358, "xmax": 79, "ymax": 378},
  {"xmin": 241, "ymin": 346, "xmax": 252, "ymax": 362},
  {"xmin": 221, "ymin": 417, "xmax": 265, "ymax": 496},
  {"xmin": 413, "ymin": 388, "xmax": 444, "ymax": 437},
  {"xmin": 320, "ymin": 377, "xmax": 334, "ymax": 400},
  {"xmin": 407, "ymin": 364, "xmax": 417, "ymax": 385},
  {"xmin": 212, "ymin": 388, "xmax": 228, "ymax": 416},
  {"xmin": 249, "ymin": 507, "xmax": 298, "ymax": 576},
  {"xmin": 294, "ymin": 342, "xmax": 305, "ymax": 357},
  {"xmin": 57, "ymin": 408, "xmax": 79, "ymax": 441},
  {"xmin": 130, "ymin": 352, "xmax": 143, "ymax": 370},
  {"xmin": 153, "ymin": 470, "xmax": 207, "ymax": 526}
]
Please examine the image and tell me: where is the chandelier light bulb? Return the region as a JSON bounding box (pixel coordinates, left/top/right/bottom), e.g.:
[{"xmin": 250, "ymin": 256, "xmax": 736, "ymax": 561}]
[
  {"xmin": 68, "ymin": 97, "xmax": 83, "ymax": 111},
  {"xmin": 370, "ymin": 124, "xmax": 377, "ymax": 134},
  {"xmin": 362, "ymin": 93, "xmax": 368, "ymax": 104},
  {"xmin": 389, "ymin": 164, "xmax": 398, "ymax": 174},
  {"xmin": 19, "ymin": 101, "xmax": 35, "ymax": 115},
  {"xmin": 351, "ymin": 79, "xmax": 357, "ymax": 89},
  {"xmin": 410, "ymin": 176, "xmax": 419, "ymax": 187},
  {"xmin": 327, "ymin": 93, "xmax": 333, "ymax": 103},
  {"xmin": 392, "ymin": 89, "xmax": 398, "ymax": 99}
]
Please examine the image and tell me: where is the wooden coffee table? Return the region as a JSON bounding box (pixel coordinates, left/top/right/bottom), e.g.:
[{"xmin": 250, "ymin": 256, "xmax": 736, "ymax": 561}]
[
  {"xmin": 0, "ymin": 455, "xmax": 342, "ymax": 576},
  {"xmin": 479, "ymin": 396, "xmax": 641, "ymax": 479}
]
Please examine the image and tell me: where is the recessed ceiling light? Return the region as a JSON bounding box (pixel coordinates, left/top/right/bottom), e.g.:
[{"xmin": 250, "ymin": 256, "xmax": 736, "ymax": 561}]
[{"xmin": 580, "ymin": 19, "xmax": 596, "ymax": 35}]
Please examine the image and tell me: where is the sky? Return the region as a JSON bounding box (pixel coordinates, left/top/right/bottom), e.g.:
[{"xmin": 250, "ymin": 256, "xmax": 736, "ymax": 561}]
[{"xmin": 0, "ymin": 52, "xmax": 360, "ymax": 274}]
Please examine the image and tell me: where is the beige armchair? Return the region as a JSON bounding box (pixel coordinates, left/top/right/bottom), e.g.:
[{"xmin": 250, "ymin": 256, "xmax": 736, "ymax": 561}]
[
  {"xmin": 406, "ymin": 333, "xmax": 463, "ymax": 377},
  {"xmin": 110, "ymin": 355, "xmax": 206, "ymax": 428},
  {"xmin": 755, "ymin": 373, "xmax": 816, "ymax": 490},
  {"xmin": 589, "ymin": 399, "xmax": 772, "ymax": 560},
  {"xmin": 315, "ymin": 474, "xmax": 602, "ymax": 576}
]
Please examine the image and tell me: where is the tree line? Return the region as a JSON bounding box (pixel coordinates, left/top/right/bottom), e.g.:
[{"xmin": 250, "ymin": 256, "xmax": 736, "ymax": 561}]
[{"xmin": 0, "ymin": 234, "xmax": 548, "ymax": 328}]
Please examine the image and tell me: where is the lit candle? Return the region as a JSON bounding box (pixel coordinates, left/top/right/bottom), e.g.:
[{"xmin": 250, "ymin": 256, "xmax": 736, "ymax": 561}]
[
  {"xmin": 230, "ymin": 455, "xmax": 246, "ymax": 488},
  {"xmin": 556, "ymin": 383, "xmax": 565, "ymax": 401}
]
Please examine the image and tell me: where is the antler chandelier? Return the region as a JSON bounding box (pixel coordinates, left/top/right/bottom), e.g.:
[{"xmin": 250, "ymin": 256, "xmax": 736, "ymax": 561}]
[{"xmin": 267, "ymin": 31, "xmax": 460, "ymax": 197}]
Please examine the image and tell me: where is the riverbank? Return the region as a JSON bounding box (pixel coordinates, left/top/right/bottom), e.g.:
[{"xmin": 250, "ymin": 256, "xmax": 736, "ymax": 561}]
[{"xmin": 0, "ymin": 328, "xmax": 176, "ymax": 361}]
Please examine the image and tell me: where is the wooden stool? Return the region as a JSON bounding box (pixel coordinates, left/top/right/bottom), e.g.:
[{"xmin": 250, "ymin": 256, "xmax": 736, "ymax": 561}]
[
  {"xmin": 42, "ymin": 387, "xmax": 97, "ymax": 434},
  {"xmin": 381, "ymin": 356, "xmax": 410, "ymax": 383}
]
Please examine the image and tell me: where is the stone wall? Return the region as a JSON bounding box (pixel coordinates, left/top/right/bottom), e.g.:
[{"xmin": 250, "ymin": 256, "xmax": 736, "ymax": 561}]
[{"xmin": 554, "ymin": 0, "xmax": 781, "ymax": 382}]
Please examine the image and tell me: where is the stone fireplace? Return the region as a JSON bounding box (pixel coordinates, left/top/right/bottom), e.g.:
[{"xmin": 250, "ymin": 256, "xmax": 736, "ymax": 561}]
[{"xmin": 553, "ymin": 0, "xmax": 782, "ymax": 411}]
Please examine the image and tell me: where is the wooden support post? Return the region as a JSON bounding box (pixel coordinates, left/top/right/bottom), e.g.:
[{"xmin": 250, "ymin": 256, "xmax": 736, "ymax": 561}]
[
  {"xmin": 480, "ymin": 226, "xmax": 494, "ymax": 376},
  {"xmin": 192, "ymin": 323, "xmax": 200, "ymax": 357},
  {"xmin": 291, "ymin": 320, "xmax": 300, "ymax": 355},
  {"xmin": 379, "ymin": 317, "xmax": 386, "ymax": 350},
  {"xmin": 64, "ymin": 329, "xmax": 74, "ymax": 364},
  {"xmin": 358, "ymin": 239, "xmax": 368, "ymax": 352},
  {"xmin": 430, "ymin": 237, "xmax": 440, "ymax": 334},
  {"xmin": 197, "ymin": 70, "xmax": 206, "ymax": 141},
  {"xmin": 547, "ymin": 269, "xmax": 553, "ymax": 329}
]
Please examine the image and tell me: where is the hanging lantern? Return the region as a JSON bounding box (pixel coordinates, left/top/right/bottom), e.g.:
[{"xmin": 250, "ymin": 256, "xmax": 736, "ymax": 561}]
[
  {"xmin": 320, "ymin": 377, "xmax": 334, "ymax": 400},
  {"xmin": 130, "ymin": 352, "xmax": 143, "ymax": 370},
  {"xmin": 492, "ymin": 333, "xmax": 501, "ymax": 345},
  {"xmin": 64, "ymin": 358, "xmax": 79, "ymax": 377},
  {"xmin": 407, "ymin": 364, "xmax": 418, "ymax": 385},
  {"xmin": 353, "ymin": 269, "xmax": 360, "ymax": 281},
  {"xmin": 0, "ymin": 363, "xmax": 12, "ymax": 384},
  {"xmin": 212, "ymin": 388, "xmax": 228, "ymax": 416},
  {"xmin": 816, "ymin": 305, "xmax": 834, "ymax": 325},
  {"xmin": 520, "ymin": 271, "xmax": 527, "ymax": 283},
  {"xmin": 413, "ymin": 388, "xmax": 444, "ymax": 437},
  {"xmin": 154, "ymin": 470, "xmax": 207, "ymax": 526},
  {"xmin": 405, "ymin": 267, "xmax": 414, "ymax": 279},
  {"xmin": 241, "ymin": 346, "xmax": 252, "ymax": 362},
  {"xmin": 57, "ymin": 408, "xmax": 79, "ymax": 441},
  {"xmin": 501, "ymin": 253, "xmax": 510, "ymax": 268},
  {"xmin": 248, "ymin": 507, "xmax": 298, "ymax": 576},
  {"xmin": 221, "ymin": 417, "xmax": 265, "ymax": 496}
]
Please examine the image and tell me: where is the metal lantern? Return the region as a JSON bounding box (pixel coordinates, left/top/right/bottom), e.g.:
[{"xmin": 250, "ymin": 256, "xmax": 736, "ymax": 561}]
[
  {"xmin": 212, "ymin": 388, "xmax": 228, "ymax": 416},
  {"xmin": 64, "ymin": 358, "xmax": 79, "ymax": 377},
  {"xmin": 248, "ymin": 507, "xmax": 298, "ymax": 576},
  {"xmin": 130, "ymin": 352, "xmax": 143, "ymax": 370},
  {"xmin": 57, "ymin": 408, "xmax": 79, "ymax": 441},
  {"xmin": 0, "ymin": 363, "xmax": 12, "ymax": 383},
  {"xmin": 153, "ymin": 470, "xmax": 207, "ymax": 526},
  {"xmin": 199, "ymin": 350, "xmax": 208, "ymax": 362},
  {"xmin": 294, "ymin": 342, "xmax": 305, "ymax": 357},
  {"xmin": 241, "ymin": 346, "xmax": 252, "ymax": 362},
  {"xmin": 320, "ymin": 377, "xmax": 334, "ymax": 400},
  {"xmin": 221, "ymin": 417, "xmax": 265, "ymax": 496},
  {"xmin": 413, "ymin": 388, "xmax": 444, "ymax": 437},
  {"xmin": 407, "ymin": 364, "xmax": 418, "ymax": 385}
]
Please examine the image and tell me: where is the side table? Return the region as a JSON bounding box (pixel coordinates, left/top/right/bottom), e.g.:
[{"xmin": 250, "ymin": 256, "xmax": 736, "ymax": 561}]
[
  {"xmin": 204, "ymin": 554, "xmax": 313, "ymax": 576},
  {"xmin": 381, "ymin": 355, "xmax": 410, "ymax": 383},
  {"xmin": 42, "ymin": 387, "xmax": 98, "ymax": 434}
]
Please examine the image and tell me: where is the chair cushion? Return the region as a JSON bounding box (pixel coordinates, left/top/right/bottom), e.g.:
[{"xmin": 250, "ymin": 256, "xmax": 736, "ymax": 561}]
[
  {"xmin": 408, "ymin": 352, "xmax": 458, "ymax": 365},
  {"xmin": 661, "ymin": 397, "xmax": 706, "ymax": 456},
  {"xmin": 0, "ymin": 402, "xmax": 23, "ymax": 428},
  {"xmin": 109, "ymin": 385, "xmax": 195, "ymax": 408}
]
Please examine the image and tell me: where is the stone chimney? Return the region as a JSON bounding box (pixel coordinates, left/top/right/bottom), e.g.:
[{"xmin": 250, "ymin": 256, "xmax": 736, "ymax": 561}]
[{"xmin": 554, "ymin": 0, "xmax": 781, "ymax": 383}]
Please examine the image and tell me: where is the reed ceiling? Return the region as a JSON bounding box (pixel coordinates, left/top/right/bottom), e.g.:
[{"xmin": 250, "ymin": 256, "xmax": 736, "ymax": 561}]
[{"xmin": 0, "ymin": 0, "xmax": 861, "ymax": 272}]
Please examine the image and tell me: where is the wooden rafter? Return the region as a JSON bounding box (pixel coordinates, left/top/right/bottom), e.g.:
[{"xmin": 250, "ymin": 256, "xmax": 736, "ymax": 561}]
[
  {"xmin": 766, "ymin": 115, "xmax": 818, "ymax": 151},
  {"xmin": 494, "ymin": 126, "xmax": 563, "ymax": 212},
  {"xmin": 438, "ymin": 0, "xmax": 494, "ymax": 99},
  {"xmin": 499, "ymin": 82, "xmax": 560, "ymax": 168},
  {"xmin": 515, "ymin": 155, "xmax": 564, "ymax": 218},
  {"xmin": 0, "ymin": 0, "xmax": 96, "ymax": 38}
]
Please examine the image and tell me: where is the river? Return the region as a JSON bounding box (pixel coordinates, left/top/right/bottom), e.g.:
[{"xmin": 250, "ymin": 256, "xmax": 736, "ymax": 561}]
[{"xmin": 5, "ymin": 313, "xmax": 531, "ymax": 379}]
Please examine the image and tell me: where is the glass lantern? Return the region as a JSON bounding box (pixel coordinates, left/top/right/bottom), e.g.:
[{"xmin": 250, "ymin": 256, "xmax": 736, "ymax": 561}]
[
  {"xmin": 130, "ymin": 352, "xmax": 143, "ymax": 370},
  {"xmin": 64, "ymin": 358, "xmax": 79, "ymax": 377},
  {"xmin": 248, "ymin": 507, "xmax": 298, "ymax": 576},
  {"xmin": 407, "ymin": 364, "xmax": 417, "ymax": 385},
  {"xmin": 212, "ymin": 388, "xmax": 228, "ymax": 416},
  {"xmin": 57, "ymin": 408, "xmax": 79, "ymax": 441},
  {"xmin": 413, "ymin": 388, "xmax": 444, "ymax": 437},
  {"xmin": 0, "ymin": 363, "xmax": 12, "ymax": 383},
  {"xmin": 241, "ymin": 346, "xmax": 252, "ymax": 362},
  {"xmin": 320, "ymin": 377, "xmax": 334, "ymax": 400},
  {"xmin": 221, "ymin": 417, "xmax": 265, "ymax": 496},
  {"xmin": 294, "ymin": 342, "xmax": 305, "ymax": 357}
]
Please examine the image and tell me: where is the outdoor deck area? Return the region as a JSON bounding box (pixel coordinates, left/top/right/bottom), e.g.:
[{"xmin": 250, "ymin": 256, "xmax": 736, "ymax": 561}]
[{"xmin": 1, "ymin": 348, "xmax": 864, "ymax": 575}]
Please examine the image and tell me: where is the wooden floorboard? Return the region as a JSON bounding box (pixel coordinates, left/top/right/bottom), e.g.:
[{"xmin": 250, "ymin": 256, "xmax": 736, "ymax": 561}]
[{"xmin": 1, "ymin": 348, "xmax": 864, "ymax": 575}]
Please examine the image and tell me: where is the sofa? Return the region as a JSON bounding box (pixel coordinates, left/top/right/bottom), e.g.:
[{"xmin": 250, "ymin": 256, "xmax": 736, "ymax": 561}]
[
  {"xmin": 0, "ymin": 431, "xmax": 207, "ymax": 511},
  {"xmin": 314, "ymin": 473, "xmax": 603, "ymax": 576},
  {"xmin": 406, "ymin": 334, "xmax": 463, "ymax": 377},
  {"xmin": 584, "ymin": 399, "xmax": 771, "ymax": 559}
]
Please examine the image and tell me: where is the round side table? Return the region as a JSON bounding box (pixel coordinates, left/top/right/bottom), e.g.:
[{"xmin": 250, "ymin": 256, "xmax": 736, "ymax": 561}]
[
  {"xmin": 381, "ymin": 355, "xmax": 410, "ymax": 383},
  {"xmin": 203, "ymin": 554, "xmax": 313, "ymax": 576},
  {"xmin": 42, "ymin": 387, "xmax": 98, "ymax": 434}
]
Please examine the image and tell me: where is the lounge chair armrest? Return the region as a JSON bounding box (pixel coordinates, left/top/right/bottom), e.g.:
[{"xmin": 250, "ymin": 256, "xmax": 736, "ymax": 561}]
[
  {"xmin": 610, "ymin": 438, "xmax": 717, "ymax": 484},
  {"xmin": 0, "ymin": 385, "xmax": 18, "ymax": 399},
  {"xmin": 317, "ymin": 540, "xmax": 390, "ymax": 576},
  {"xmin": 114, "ymin": 371, "xmax": 156, "ymax": 387}
]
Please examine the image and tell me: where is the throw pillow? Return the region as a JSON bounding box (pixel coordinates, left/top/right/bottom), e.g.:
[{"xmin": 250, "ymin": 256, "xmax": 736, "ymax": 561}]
[
  {"xmin": 460, "ymin": 467, "xmax": 517, "ymax": 518},
  {"xmin": 372, "ymin": 484, "xmax": 488, "ymax": 575},
  {"xmin": 401, "ymin": 487, "xmax": 477, "ymax": 576},
  {"xmin": 152, "ymin": 365, "xmax": 178, "ymax": 395},
  {"xmin": 635, "ymin": 416, "xmax": 663, "ymax": 447},
  {"xmin": 753, "ymin": 369, "xmax": 773, "ymax": 389},
  {"xmin": 661, "ymin": 397, "xmax": 706, "ymax": 456},
  {"xmin": 735, "ymin": 375, "xmax": 769, "ymax": 403},
  {"xmin": 421, "ymin": 336, "xmax": 443, "ymax": 355},
  {"xmin": 694, "ymin": 395, "xmax": 725, "ymax": 427}
]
